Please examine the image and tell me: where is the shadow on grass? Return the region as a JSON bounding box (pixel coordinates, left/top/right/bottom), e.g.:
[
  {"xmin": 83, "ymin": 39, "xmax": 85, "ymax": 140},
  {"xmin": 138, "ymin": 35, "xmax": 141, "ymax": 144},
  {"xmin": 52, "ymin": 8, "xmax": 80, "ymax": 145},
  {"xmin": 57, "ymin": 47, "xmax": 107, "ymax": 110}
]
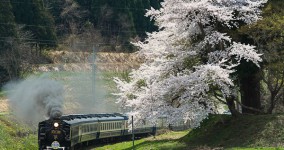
[
  {"xmin": 179, "ymin": 114, "xmax": 284, "ymax": 149},
  {"xmin": 121, "ymin": 138, "xmax": 187, "ymax": 150}
]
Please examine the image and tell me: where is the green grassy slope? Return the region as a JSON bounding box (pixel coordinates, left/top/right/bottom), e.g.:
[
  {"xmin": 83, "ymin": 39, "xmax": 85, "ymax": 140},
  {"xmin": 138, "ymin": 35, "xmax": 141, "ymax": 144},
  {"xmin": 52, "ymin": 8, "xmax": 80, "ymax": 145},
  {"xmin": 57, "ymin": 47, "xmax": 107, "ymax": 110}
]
[
  {"xmin": 0, "ymin": 114, "xmax": 37, "ymax": 150},
  {"xmin": 183, "ymin": 114, "xmax": 284, "ymax": 149}
]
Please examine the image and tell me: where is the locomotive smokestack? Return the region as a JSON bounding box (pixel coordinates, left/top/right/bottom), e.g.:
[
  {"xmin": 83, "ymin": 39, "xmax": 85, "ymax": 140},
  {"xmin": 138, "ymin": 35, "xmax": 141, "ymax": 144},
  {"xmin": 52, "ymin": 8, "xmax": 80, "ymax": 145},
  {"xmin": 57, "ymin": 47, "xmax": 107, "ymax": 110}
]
[{"xmin": 4, "ymin": 75, "xmax": 64, "ymax": 124}]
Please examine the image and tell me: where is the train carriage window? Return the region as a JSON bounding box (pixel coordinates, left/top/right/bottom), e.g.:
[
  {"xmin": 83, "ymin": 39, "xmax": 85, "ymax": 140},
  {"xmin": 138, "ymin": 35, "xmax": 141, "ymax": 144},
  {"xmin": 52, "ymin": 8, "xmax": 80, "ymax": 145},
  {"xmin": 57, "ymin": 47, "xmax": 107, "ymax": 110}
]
[
  {"xmin": 72, "ymin": 126, "xmax": 79, "ymax": 137},
  {"xmin": 94, "ymin": 124, "xmax": 97, "ymax": 131}
]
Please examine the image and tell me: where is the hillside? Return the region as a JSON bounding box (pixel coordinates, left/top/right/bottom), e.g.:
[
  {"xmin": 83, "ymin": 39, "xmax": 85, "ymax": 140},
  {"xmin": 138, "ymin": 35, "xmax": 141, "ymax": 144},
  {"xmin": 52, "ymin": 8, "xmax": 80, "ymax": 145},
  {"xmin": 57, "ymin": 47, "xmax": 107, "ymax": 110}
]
[
  {"xmin": 34, "ymin": 51, "xmax": 142, "ymax": 72},
  {"xmin": 182, "ymin": 114, "xmax": 284, "ymax": 149}
]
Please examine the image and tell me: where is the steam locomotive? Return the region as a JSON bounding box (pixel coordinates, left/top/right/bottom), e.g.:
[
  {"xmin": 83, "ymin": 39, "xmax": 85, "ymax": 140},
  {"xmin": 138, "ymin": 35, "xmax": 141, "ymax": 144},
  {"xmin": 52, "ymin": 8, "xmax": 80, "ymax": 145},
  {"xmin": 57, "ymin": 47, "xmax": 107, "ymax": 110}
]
[{"xmin": 38, "ymin": 113, "xmax": 190, "ymax": 150}]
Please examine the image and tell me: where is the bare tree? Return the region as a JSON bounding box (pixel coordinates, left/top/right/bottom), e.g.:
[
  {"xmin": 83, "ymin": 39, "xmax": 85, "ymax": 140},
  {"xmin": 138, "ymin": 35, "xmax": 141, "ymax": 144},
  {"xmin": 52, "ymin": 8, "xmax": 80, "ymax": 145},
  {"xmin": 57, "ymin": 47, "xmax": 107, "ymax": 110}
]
[
  {"xmin": 60, "ymin": 0, "xmax": 86, "ymax": 35},
  {"xmin": 262, "ymin": 62, "xmax": 284, "ymax": 114},
  {"xmin": 2, "ymin": 25, "xmax": 38, "ymax": 79}
]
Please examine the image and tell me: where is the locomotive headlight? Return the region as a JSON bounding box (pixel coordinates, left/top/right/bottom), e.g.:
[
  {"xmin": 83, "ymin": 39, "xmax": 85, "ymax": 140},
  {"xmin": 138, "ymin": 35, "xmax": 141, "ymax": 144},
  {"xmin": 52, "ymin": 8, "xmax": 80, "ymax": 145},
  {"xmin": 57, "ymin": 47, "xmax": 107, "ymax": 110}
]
[{"xmin": 54, "ymin": 122, "xmax": 59, "ymax": 128}]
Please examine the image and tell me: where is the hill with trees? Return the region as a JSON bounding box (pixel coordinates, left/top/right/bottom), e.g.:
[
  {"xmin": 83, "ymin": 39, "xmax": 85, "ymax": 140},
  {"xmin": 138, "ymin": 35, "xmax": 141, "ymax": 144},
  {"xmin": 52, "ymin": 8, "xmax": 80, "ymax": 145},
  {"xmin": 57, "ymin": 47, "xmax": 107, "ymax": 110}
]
[{"xmin": 0, "ymin": 0, "xmax": 161, "ymax": 85}]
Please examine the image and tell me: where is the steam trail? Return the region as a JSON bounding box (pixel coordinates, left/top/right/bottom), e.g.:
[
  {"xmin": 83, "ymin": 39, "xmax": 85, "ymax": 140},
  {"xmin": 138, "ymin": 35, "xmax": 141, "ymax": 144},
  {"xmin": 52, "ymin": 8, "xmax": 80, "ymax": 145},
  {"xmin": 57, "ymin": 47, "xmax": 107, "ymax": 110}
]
[{"xmin": 4, "ymin": 75, "xmax": 64, "ymax": 124}]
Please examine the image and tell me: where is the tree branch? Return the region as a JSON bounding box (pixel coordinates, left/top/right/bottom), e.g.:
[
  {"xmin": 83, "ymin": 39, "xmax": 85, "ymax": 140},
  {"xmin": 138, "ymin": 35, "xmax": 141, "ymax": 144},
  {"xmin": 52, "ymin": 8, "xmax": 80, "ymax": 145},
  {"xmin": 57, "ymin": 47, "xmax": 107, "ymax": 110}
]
[{"xmin": 233, "ymin": 99, "xmax": 263, "ymax": 113}]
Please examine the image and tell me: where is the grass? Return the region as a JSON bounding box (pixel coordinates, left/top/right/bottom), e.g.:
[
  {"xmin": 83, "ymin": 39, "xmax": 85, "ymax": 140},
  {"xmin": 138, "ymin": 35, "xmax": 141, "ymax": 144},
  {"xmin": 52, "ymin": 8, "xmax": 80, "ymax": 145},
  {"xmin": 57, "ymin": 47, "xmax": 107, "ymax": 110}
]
[
  {"xmin": 0, "ymin": 114, "xmax": 37, "ymax": 150},
  {"xmin": 92, "ymin": 130, "xmax": 190, "ymax": 150},
  {"xmin": 0, "ymin": 90, "xmax": 6, "ymax": 99}
]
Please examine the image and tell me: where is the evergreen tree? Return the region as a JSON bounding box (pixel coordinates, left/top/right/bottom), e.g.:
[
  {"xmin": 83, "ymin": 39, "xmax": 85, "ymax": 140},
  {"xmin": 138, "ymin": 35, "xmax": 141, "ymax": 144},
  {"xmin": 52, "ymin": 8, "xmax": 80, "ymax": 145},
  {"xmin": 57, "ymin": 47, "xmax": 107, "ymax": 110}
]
[
  {"xmin": 11, "ymin": 0, "xmax": 57, "ymax": 48},
  {"xmin": 0, "ymin": 0, "xmax": 16, "ymax": 50},
  {"xmin": 0, "ymin": 1, "xmax": 17, "ymax": 84}
]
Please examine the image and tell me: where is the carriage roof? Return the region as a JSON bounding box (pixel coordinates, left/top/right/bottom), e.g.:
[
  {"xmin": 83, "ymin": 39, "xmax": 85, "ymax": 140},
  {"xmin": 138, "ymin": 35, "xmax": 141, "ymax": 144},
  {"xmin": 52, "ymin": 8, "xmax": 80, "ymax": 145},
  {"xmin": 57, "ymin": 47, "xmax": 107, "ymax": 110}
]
[{"xmin": 60, "ymin": 113, "xmax": 128, "ymax": 125}]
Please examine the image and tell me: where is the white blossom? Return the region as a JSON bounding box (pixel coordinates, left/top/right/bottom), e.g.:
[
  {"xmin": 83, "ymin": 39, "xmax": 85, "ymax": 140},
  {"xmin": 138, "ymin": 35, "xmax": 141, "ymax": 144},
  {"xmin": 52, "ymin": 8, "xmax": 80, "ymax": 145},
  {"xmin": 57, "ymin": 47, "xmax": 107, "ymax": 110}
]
[{"xmin": 115, "ymin": 0, "xmax": 267, "ymax": 129}]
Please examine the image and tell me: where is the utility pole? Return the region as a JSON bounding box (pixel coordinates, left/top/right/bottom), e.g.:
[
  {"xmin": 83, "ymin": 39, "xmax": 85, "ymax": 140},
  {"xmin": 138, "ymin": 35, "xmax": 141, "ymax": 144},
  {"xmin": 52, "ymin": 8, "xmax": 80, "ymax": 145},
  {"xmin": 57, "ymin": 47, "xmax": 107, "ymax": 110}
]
[
  {"xmin": 92, "ymin": 45, "xmax": 97, "ymax": 96},
  {"xmin": 132, "ymin": 115, "xmax": 135, "ymax": 150}
]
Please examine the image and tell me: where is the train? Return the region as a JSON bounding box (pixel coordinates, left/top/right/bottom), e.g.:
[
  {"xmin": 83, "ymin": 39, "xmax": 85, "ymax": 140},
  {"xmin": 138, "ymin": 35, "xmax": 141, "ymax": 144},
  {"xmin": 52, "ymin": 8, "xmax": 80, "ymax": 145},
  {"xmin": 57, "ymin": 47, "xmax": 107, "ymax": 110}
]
[{"xmin": 38, "ymin": 113, "xmax": 190, "ymax": 150}]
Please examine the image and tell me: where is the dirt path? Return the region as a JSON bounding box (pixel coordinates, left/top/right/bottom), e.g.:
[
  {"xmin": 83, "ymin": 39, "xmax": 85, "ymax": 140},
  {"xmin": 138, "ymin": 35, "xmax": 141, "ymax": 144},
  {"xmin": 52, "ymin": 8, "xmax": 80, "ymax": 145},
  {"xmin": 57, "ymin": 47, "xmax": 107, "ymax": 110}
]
[{"xmin": 0, "ymin": 99, "xmax": 9, "ymax": 112}]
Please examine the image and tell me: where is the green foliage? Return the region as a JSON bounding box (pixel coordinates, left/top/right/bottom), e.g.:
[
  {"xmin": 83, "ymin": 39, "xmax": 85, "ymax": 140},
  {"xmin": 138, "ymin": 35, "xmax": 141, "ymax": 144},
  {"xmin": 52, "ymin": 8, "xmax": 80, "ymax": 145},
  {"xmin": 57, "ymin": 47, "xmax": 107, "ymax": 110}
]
[{"xmin": 239, "ymin": 0, "xmax": 284, "ymax": 65}]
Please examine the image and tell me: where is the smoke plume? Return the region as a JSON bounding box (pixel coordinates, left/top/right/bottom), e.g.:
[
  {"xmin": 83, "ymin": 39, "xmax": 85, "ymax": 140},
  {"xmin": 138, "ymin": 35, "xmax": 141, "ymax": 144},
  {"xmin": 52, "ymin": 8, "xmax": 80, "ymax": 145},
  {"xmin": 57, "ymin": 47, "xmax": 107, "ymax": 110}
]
[{"xmin": 4, "ymin": 75, "xmax": 64, "ymax": 125}]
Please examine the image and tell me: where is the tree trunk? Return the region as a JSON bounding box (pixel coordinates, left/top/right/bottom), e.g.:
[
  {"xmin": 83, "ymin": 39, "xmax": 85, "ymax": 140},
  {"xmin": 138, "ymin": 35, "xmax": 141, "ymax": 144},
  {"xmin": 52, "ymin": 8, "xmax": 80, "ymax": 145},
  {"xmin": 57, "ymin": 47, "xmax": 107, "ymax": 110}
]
[
  {"xmin": 226, "ymin": 96, "xmax": 240, "ymax": 117},
  {"xmin": 240, "ymin": 73, "xmax": 261, "ymax": 114},
  {"xmin": 267, "ymin": 93, "xmax": 276, "ymax": 114}
]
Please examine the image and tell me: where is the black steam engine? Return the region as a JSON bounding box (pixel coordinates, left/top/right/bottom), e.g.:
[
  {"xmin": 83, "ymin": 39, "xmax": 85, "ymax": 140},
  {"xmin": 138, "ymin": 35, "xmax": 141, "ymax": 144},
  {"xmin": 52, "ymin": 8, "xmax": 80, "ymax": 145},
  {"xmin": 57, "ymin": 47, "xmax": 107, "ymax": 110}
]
[
  {"xmin": 38, "ymin": 117, "xmax": 71, "ymax": 149},
  {"xmin": 38, "ymin": 113, "xmax": 162, "ymax": 150}
]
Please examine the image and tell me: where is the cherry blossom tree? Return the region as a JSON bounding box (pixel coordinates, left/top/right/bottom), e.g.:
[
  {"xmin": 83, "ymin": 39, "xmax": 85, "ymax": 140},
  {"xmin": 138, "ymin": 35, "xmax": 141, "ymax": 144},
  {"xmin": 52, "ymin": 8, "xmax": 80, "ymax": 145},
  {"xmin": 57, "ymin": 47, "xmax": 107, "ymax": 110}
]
[{"xmin": 114, "ymin": 0, "xmax": 267, "ymax": 128}]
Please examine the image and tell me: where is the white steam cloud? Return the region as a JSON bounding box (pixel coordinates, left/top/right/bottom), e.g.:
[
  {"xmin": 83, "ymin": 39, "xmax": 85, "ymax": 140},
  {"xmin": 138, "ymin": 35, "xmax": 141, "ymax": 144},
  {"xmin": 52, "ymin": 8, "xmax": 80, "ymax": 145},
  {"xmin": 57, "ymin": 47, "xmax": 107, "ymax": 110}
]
[{"xmin": 4, "ymin": 75, "xmax": 64, "ymax": 125}]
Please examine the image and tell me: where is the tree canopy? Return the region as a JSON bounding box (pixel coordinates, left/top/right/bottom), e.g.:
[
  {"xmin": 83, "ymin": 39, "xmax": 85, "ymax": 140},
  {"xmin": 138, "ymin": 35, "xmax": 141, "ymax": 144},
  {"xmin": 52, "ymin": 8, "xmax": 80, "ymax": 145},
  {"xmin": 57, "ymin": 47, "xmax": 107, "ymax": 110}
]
[{"xmin": 115, "ymin": 0, "xmax": 267, "ymax": 128}]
